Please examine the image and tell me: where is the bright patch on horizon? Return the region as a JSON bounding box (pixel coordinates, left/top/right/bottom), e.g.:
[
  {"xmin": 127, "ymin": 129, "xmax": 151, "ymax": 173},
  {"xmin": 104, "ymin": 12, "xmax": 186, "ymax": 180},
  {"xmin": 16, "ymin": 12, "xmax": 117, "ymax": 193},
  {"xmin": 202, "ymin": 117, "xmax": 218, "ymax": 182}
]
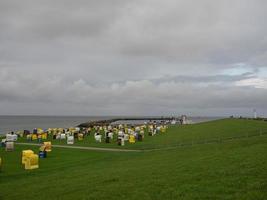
[{"xmin": 235, "ymin": 78, "xmax": 267, "ymax": 89}]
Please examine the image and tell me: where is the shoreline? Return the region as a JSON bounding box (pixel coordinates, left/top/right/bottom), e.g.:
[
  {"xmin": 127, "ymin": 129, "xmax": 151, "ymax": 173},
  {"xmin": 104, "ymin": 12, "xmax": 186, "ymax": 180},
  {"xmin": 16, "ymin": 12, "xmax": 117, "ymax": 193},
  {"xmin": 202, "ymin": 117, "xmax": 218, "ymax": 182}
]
[{"xmin": 0, "ymin": 116, "xmax": 225, "ymax": 135}]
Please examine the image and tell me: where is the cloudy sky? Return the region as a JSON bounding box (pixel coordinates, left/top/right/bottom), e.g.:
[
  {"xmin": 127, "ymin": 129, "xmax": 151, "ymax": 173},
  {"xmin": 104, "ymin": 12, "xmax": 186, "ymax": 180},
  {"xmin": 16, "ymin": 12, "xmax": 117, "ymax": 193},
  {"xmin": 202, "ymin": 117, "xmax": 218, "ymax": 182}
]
[{"xmin": 0, "ymin": 0, "xmax": 267, "ymax": 116}]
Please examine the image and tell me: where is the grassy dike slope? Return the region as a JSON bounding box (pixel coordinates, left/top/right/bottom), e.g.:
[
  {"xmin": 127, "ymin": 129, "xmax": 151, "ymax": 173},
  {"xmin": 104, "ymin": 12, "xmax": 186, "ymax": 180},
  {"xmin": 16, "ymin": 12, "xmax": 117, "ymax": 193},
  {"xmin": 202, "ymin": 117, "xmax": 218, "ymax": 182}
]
[
  {"xmin": 0, "ymin": 119, "xmax": 267, "ymax": 200},
  {"xmin": 15, "ymin": 118, "xmax": 267, "ymax": 150}
]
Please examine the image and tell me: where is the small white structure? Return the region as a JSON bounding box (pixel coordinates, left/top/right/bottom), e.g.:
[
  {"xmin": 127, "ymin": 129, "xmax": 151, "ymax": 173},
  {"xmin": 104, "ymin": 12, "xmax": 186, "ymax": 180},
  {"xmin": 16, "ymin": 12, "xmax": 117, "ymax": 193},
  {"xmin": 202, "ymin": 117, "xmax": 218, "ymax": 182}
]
[
  {"xmin": 60, "ymin": 133, "xmax": 66, "ymax": 140},
  {"xmin": 124, "ymin": 134, "xmax": 129, "ymax": 141},
  {"xmin": 67, "ymin": 136, "xmax": 74, "ymax": 144},
  {"xmin": 94, "ymin": 133, "xmax": 102, "ymax": 142},
  {"xmin": 117, "ymin": 130, "xmax": 125, "ymax": 146},
  {"xmin": 108, "ymin": 132, "xmax": 114, "ymax": 140},
  {"xmin": 6, "ymin": 141, "xmax": 14, "ymax": 151},
  {"xmin": 253, "ymin": 109, "xmax": 257, "ymax": 119},
  {"xmin": 6, "ymin": 134, "xmax": 17, "ymax": 142},
  {"xmin": 181, "ymin": 115, "xmax": 188, "ymax": 125},
  {"xmin": 121, "ymin": 138, "xmax": 125, "ymax": 146}
]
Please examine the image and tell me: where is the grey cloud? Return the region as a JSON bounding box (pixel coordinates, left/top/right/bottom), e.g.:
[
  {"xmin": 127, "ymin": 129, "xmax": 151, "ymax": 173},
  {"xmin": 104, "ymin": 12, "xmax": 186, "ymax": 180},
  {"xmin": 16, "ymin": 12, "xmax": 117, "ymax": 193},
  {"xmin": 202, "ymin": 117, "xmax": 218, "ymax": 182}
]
[
  {"xmin": 0, "ymin": 0, "xmax": 267, "ymax": 116},
  {"xmin": 150, "ymin": 73, "xmax": 255, "ymax": 84},
  {"xmin": 0, "ymin": 68, "xmax": 266, "ymax": 116}
]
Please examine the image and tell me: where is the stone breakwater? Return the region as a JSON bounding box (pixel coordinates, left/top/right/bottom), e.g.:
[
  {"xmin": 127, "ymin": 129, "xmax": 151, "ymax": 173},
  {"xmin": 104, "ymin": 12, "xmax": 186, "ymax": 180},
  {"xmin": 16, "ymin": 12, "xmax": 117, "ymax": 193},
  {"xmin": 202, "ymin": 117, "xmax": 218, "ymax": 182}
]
[{"xmin": 78, "ymin": 117, "xmax": 177, "ymax": 127}]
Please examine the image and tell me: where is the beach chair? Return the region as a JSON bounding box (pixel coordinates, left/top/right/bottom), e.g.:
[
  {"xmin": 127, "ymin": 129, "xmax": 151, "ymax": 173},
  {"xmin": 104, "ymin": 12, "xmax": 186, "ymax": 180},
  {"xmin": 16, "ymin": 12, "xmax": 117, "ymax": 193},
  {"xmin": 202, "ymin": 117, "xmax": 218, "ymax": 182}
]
[
  {"xmin": 78, "ymin": 133, "xmax": 84, "ymax": 141},
  {"xmin": 24, "ymin": 154, "xmax": 39, "ymax": 170},
  {"xmin": 94, "ymin": 135, "xmax": 102, "ymax": 143},
  {"xmin": 67, "ymin": 136, "xmax": 74, "ymax": 144},
  {"xmin": 56, "ymin": 134, "xmax": 61, "ymax": 140},
  {"xmin": 60, "ymin": 133, "xmax": 66, "ymax": 140},
  {"xmin": 26, "ymin": 134, "xmax": 32, "ymax": 141},
  {"xmin": 22, "ymin": 150, "xmax": 34, "ymax": 164},
  {"xmin": 41, "ymin": 133, "xmax": 47, "ymax": 140},
  {"xmin": 108, "ymin": 132, "xmax": 114, "ymax": 140},
  {"xmin": 12, "ymin": 134, "xmax": 18, "ymax": 141},
  {"xmin": 124, "ymin": 134, "xmax": 129, "ymax": 141},
  {"xmin": 129, "ymin": 135, "xmax": 135, "ymax": 144},
  {"xmin": 43, "ymin": 142, "xmax": 52, "ymax": 152},
  {"xmin": 6, "ymin": 134, "xmax": 13, "ymax": 142},
  {"xmin": 32, "ymin": 134, "xmax": 37, "ymax": 140},
  {"xmin": 5, "ymin": 142, "xmax": 14, "ymax": 151},
  {"xmin": 37, "ymin": 128, "xmax": 44, "ymax": 134},
  {"xmin": 121, "ymin": 138, "xmax": 125, "ymax": 146},
  {"xmin": 16, "ymin": 131, "xmax": 23, "ymax": 138},
  {"xmin": 23, "ymin": 130, "xmax": 30, "ymax": 137},
  {"xmin": 117, "ymin": 138, "xmax": 125, "ymax": 146}
]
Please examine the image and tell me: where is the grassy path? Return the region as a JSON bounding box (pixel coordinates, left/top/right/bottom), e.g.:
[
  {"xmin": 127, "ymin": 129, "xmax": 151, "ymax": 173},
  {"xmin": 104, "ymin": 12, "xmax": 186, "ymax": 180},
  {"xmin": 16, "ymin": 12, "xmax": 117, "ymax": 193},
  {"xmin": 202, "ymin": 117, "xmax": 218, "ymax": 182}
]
[{"xmin": 16, "ymin": 142, "xmax": 142, "ymax": 152}]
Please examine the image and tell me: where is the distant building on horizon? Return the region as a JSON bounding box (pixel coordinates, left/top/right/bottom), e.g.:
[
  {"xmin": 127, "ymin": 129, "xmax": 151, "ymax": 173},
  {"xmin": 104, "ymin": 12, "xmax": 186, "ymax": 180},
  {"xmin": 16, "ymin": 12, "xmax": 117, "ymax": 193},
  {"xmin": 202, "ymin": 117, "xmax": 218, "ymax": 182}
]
[{"xmin": 253, "ymin": 109, "xmax": 257, "ymax": 119}]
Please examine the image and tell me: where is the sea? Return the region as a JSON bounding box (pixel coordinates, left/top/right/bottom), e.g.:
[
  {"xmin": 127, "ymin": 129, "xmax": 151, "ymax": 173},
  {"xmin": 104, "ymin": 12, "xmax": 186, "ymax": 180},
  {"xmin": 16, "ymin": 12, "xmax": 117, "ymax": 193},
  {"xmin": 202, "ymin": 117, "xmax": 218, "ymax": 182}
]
[{"xmin": 0, "ymin": 116, "xmax": 223, "ymax": 135}]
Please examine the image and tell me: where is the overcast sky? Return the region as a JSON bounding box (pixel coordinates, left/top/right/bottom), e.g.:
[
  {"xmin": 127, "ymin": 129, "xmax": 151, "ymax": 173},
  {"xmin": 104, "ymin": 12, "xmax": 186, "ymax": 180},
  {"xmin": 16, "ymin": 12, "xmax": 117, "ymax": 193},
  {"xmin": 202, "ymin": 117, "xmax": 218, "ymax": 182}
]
[{"xmin": 0, "ymin": 0, "xmax": 267, "ymax": 117}]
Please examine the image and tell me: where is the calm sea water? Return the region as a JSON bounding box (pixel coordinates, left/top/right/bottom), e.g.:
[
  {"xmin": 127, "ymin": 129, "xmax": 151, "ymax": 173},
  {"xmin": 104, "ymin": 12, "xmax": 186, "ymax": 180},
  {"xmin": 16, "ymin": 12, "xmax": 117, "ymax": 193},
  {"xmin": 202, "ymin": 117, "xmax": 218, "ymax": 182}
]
[
  {"xmin": 0, "ymin": 116, "xmax": 223, "ymax": 135},
  {"xmin": 0, "ymin": 116, "xmax": 112, "ymax": 134}
]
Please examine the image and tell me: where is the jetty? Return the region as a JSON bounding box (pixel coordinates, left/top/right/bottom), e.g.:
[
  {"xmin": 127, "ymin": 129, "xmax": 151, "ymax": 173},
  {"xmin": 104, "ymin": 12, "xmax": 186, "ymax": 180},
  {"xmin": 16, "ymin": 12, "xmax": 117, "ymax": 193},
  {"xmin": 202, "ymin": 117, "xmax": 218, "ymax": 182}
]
[{"xmin": 78, "ymin": 117, "xmax": 178, "ymax": 127}]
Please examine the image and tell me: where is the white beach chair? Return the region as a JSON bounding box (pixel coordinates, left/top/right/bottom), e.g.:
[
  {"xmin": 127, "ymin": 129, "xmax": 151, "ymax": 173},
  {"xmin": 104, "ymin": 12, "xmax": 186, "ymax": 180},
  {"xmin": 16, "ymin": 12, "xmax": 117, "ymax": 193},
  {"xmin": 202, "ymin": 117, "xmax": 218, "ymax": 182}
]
[
  {"xmin": 94, "ymin": 135, "xmax": 102, "ymax": 143},
  {"xmin": 124, "ymin": 134, "xmax": 129, "ymax": 141},
  {"xmin": 108, "ymin": 132, "xmax": 114, "ymax": 140},
  {"xmin": 67, "ymin": 136, "xmax": 74, "ymax": 144},
  {"xmin": 60, "ymin": 133, "xmax": 66, "ymax": 140},
  {"xmin": 6, "ymin": 134, "xmax": 14, "ymax": 142}
]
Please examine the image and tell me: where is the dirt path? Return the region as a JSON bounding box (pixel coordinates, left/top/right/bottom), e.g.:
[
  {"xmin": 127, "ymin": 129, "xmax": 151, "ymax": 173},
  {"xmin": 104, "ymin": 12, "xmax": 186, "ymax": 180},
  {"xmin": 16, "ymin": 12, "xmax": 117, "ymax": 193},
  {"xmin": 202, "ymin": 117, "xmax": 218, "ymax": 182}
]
[
  {"xmin": 16, "ymin": 142, "xmax": 142, "ymax": 152},
  {"xmin": 15, "ymin": 133, "xmax": 267, "ymax": 153}
]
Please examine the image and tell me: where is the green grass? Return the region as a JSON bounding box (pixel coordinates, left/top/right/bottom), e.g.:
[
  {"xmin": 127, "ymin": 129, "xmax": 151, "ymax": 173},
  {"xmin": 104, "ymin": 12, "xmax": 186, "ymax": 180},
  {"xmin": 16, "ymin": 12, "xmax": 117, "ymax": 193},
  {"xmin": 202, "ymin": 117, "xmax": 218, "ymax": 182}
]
[{"xmin": 1, "ymin": 119, "xmax": 267, "ymax": 200}]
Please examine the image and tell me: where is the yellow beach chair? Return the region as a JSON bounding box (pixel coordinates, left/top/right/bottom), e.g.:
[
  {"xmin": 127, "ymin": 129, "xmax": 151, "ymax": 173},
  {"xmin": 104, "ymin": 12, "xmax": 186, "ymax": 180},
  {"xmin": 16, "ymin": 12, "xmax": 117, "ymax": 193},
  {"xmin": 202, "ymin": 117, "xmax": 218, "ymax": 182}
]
[
  {"xmin": 42, "ymin": 133, "xmax": 47, "ymax": 140},
  {"xmin": 129, "ymin": 135, "xmax": 135, "ymax": 144},
  {"xmin": 43, "ymin": 142, "xmax": 52, "ymax": 152},
  {"xmin": 22, "ymin": 150, "xmax": 34, "ymax": 164},
  {"xmin": 78, "ymin": 134, "xmax": 84, "ymax": 141},
  {"xmin": 32, "ymin": 134, "xmax": 37, "ymax": 140},
  {"xmin": 24, "ymin": 154, "xmax": 39, "ymax": 170}
]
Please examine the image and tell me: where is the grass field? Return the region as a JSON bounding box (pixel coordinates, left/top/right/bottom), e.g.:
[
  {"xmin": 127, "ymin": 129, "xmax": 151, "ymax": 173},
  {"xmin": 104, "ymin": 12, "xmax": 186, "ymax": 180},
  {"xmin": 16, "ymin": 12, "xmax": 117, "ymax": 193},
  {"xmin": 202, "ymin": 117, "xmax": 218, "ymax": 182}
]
[{"xmin": 1, "ymin": 119, "xmax": 267, "ymax": 200}]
